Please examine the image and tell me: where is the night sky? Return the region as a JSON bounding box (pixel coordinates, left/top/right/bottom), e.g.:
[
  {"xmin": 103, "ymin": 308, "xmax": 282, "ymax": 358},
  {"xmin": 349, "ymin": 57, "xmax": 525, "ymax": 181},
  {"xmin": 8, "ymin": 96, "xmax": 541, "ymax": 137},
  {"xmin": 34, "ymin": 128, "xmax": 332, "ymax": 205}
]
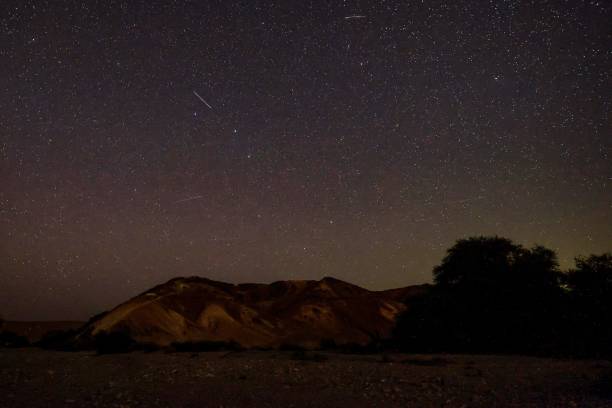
[{"xmin": 1, "ymin": 1, "xmax": 611, "ymax": 320}]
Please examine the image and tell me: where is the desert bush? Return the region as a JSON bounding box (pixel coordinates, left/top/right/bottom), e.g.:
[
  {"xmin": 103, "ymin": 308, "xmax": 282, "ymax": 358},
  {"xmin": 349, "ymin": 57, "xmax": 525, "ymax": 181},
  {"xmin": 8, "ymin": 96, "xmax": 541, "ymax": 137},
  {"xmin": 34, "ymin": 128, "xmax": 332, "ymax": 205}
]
[
  {"xmin": 94, "ymin": 329, "xmax": 135, "ymax": 354},
  {"xmin": 290, "ymin": 350, "xmax": 328, "ymax": 362},
  {"xmin": 278, "ymin": 343, "xmax": 306, "ymax": 351},
  {"xmin": 36, "ymin": 329, "xmax": 78, "ymax": 350},
  {"xmin": 0, "ymin": 331, "xmax": 29, "ymax": 348},
  {"xmin": 337, "ymin": 341, "xmax": 383, "ymax": 354},
  {"xmin": 319, "ymin": 338, "xmax": 338, "ymax": 350},
  {"xmin": 171, "ymin": 340, "xmax": 241, "ymax": 352},
  {"xmin": 401, "ymin": 357, "xmax": 450, "ymax": 366},
  {"xmin": 138, "ymin": 342, "xmax": 161, "ymax": 352},
  {"xmin": 378, "ymin": 353, "xmax": 393, "ymax": 363}
]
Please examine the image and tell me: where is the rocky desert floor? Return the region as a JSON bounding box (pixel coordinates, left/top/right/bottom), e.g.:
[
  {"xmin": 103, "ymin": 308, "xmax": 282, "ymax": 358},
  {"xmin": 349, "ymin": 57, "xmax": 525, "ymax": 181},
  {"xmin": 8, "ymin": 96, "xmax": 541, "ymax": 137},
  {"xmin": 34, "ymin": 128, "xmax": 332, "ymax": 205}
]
[{"xmin": 1, "ymin": 348, "xmax": 611, "ymax": 407}]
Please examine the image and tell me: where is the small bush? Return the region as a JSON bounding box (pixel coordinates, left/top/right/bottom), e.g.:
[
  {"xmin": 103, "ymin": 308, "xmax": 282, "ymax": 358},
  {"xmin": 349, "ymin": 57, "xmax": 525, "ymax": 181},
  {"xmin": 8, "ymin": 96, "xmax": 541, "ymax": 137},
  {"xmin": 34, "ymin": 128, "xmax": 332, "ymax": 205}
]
[
  {"xmin": 401, "ymin": 357, "xmax": 451, "ymax": 366},
  {"xmin": 290, "ymin": 350, "xmax": 328, "ymax": 362},
  {"xmin": 336, "ymin": 341, "xmax": 383, "ymax": 355},
  {"xmin": 319, "ymin": 338, "xmax": 338, "ymax": 350},
  {"xmin": 278, "ymin": 343, "xmax": 306, "ymax": 352},
  {"xmin": 36, "ymin": 329, "xmax": 78, "ymax": 350},
  {"xmin": 139, "ymin": 342, "xmax": 161, "ymax": 353},
  {"xmin": 171, "ymin": 340, "xmax": 241, "ymax": 352},
  {"xmin": 0, "ymin": 331, "xmax": 29, "ymax": 348},
  {"xmin": 94, "ymin": 329, "xmax": 135, "ymax": 354},
  {"xmin": 379, "ymin": 353, "xmax": 393, "ymax": 363}
]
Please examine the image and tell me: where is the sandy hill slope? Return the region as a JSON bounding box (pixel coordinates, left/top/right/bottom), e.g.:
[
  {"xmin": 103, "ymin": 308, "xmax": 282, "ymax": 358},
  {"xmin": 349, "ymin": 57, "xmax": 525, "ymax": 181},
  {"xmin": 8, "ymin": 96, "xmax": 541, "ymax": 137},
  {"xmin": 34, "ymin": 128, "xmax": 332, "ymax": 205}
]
[{"xmin": 78, "ymin": 277, "xmax": 428, "ymax": 349}]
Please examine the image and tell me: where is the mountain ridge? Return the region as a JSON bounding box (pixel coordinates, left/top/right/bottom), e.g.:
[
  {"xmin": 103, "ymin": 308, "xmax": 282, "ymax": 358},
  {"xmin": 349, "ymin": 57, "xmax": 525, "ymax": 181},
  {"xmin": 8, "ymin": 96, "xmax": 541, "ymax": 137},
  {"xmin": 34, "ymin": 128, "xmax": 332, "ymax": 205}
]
[{"xmin": 78, "ymin": 276, "xmax": 430, "ymax": 349}]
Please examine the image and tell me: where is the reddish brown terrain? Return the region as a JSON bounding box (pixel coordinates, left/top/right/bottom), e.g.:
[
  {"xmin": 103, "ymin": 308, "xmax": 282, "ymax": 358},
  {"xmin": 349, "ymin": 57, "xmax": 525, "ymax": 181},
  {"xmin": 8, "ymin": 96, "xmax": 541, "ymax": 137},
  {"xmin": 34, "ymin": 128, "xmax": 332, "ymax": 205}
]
[
  {"xmin": 2, "ymin": 278, "xmax": 610, "ymax": 407},
  {"xmin": 78, "ymin": 276, "xmax": 429, "ymax": 348},
  {"xmin": 1, "ymin": 348, "xmax": 611, "ymax": 407}
]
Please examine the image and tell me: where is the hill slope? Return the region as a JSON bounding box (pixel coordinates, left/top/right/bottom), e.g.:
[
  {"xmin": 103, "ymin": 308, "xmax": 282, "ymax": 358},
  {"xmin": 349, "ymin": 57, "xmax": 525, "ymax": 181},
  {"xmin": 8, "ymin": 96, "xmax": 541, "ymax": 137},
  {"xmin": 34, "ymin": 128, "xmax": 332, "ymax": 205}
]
[{"xmin": 79, "ymin": 277, "xmax": 428, "ymax": 349}]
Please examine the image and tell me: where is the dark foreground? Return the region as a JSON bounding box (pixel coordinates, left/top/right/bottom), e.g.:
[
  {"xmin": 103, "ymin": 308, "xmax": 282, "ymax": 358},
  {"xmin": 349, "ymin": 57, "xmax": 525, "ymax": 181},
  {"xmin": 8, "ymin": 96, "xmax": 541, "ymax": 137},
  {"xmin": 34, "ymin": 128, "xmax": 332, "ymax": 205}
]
[{"xmin": 1, "ymin": 349, "xmax": 611, "ymax": 407}]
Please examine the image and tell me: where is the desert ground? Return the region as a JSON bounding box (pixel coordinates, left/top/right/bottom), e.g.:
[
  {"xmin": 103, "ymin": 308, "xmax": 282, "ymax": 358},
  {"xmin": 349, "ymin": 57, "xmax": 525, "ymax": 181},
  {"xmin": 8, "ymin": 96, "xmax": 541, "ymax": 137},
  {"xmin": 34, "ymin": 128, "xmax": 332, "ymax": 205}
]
[{"xmin": 1, "ymin": 348, "xmax": 611, "ymax": 408}]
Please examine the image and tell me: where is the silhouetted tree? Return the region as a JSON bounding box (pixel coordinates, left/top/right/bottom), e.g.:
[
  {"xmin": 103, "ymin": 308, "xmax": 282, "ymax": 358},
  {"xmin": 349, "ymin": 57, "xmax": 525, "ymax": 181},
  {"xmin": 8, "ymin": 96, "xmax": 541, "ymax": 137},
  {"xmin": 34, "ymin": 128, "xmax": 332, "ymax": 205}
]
[
  {"xmin": 433, "ymin": 236, "xmax": 520, "ymax": 289},
  {"xmin": 513, "ymin": 245, "xmax": 562, "ymax": 292},
  {"xmin": 394, "ymin": 236, "xmax": 566, "ymax": 354},
  {"xmin": 566, "ymin": 253, "xmax": 612, "ymax": 356},
  {"xmin": 568, "ymin": 253, "xmax": 612, "ymax": 299},
  {"xmin": 433, "ymin": 237, "xmax": 562, "ymax": 292}
]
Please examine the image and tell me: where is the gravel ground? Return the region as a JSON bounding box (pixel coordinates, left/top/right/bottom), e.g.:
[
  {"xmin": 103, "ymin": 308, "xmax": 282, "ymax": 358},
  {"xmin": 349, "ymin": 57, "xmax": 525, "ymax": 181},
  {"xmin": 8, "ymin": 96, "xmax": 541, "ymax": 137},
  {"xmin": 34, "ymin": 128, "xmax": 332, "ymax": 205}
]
[{"xmin": 1, "ymin": 348, "xmax": 611, "ymax": 407}]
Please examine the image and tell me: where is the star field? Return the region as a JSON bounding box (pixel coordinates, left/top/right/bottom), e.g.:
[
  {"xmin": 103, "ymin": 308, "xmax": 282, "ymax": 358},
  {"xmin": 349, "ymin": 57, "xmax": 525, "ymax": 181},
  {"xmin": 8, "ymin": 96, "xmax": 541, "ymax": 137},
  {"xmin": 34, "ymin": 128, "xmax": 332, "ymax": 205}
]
[{"xmin": 1, "ymin": 1, "xmax": 611, "ymax": 319}]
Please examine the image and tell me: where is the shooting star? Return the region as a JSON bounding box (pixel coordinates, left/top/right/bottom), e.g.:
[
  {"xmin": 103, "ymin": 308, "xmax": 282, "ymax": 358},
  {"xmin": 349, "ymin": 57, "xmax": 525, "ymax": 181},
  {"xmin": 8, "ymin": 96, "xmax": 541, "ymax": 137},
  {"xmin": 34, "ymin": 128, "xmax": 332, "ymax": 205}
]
[
  {"xmin": 344, "ymin": 15, "xmax": 366, "ymax": 20},
  {"xmin": 448, "ymin": 195, "xmax": 486, "ymax": 204},
  {"xmin": 193, "ymin": 91, "xmax": 213, "ymax": 109},
  {"xmin": 174, "ymin": 195, "xmax": 204, "ymax": 204}
]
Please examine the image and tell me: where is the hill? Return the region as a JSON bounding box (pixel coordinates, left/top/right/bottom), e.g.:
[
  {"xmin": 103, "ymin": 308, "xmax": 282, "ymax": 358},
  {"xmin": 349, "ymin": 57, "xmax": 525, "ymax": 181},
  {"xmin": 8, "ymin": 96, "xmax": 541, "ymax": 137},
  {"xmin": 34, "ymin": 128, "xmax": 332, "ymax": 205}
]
[{"xmin": 77, "ymin": 277, "xmax": 428, "ymax": 349}]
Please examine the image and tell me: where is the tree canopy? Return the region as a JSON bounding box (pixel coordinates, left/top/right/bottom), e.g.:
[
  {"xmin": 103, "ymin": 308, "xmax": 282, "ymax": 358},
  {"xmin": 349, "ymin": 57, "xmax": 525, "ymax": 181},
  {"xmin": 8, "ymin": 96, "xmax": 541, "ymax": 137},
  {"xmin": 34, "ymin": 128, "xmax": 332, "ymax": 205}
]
[
  {"xmin": 432, "ymin": 236, "xmax": 561, "ymax": 293},
  {"xmin": 393, "ymin": 236, "xmax": 611, "ymax": 356},
  {"xmin": 567, "ymin": 253, "xmax": 612, "ymax": 299}
]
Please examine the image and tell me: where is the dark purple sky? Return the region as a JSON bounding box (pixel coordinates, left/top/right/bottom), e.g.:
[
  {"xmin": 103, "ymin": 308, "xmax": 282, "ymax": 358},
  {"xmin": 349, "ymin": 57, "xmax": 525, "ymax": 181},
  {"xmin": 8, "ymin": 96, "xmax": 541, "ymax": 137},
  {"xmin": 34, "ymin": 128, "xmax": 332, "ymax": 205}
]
[{"xmin": 1, "ymin": 1, "xmax": 611, "ymax": 320}]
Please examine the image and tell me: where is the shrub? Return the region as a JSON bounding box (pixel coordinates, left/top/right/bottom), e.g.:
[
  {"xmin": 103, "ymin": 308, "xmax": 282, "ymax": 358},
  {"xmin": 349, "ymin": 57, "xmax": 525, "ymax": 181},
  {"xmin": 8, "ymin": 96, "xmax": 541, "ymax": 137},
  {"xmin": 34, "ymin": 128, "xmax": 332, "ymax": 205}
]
[
  {"xmin": 290, "ymin": 350, "xmax": 328, "ymax": 362},
  {"xmin": 171, "ymin": 340, "xmax": 242, "ymax": 352},
  {"xmin": 94, "ymin": 329, "xmax": 135, "ymax": 354},
  {"xmin": 319, "ymin": 338, "xmax": 338, "ymax": 350},
  {"xmin": 36, "ymin": 329, "xmax": 78, "ymax": 350},
  {"xmin": 0, "ymin": 331, "xmax": 29, "ymax": 348}
]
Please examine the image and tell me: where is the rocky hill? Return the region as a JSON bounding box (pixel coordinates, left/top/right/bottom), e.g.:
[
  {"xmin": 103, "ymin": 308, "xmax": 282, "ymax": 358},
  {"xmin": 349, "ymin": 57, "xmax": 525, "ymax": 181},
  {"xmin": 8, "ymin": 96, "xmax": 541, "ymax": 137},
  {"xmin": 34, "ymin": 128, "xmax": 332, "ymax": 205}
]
[{"xmin": 77, "ymin": 277, "xmax": 428, "ymax": 349}]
